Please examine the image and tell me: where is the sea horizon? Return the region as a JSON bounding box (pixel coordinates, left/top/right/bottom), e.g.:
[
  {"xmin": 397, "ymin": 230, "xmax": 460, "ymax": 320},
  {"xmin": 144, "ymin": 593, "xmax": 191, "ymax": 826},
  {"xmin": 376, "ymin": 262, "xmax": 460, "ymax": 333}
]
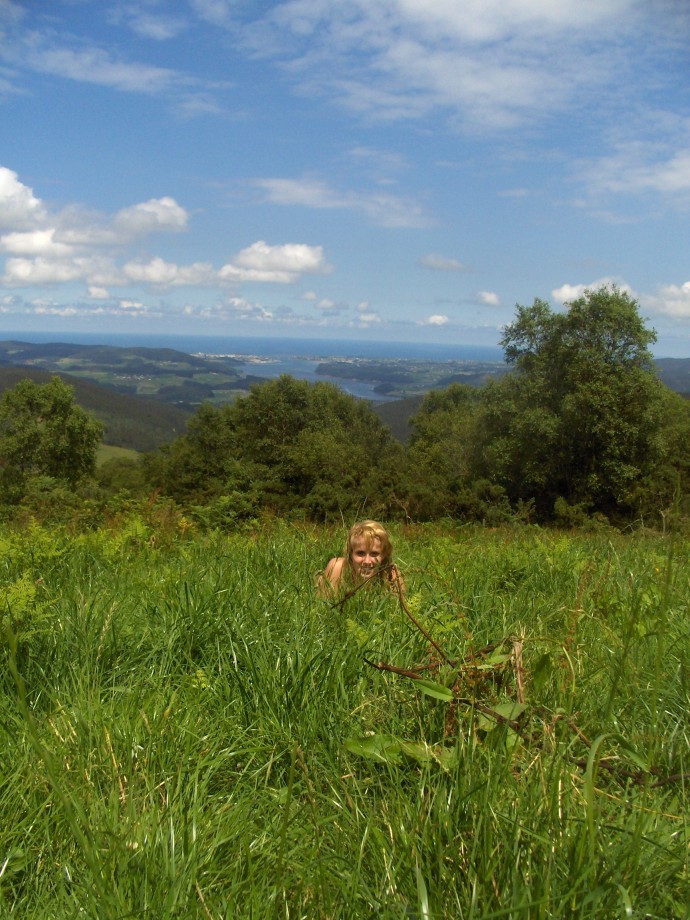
[{"xmin": 0, "ymin": 330, "xmax": 507, "ymax": 363}]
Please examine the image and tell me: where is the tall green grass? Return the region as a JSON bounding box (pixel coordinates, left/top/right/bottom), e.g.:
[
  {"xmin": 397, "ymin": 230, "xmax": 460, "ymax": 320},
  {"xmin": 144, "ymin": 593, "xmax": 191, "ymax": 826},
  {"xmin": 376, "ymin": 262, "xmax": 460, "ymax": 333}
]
[{"xmin": 1, "ymin": 520, "xmax": 688, "ymax": 917}]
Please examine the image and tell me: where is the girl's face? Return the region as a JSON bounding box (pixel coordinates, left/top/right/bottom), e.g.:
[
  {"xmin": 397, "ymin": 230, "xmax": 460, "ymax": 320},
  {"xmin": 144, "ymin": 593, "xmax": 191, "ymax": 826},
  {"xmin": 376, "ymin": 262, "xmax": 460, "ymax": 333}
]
[{"xmin": 349, "ymin": 536, "xmax": 383, "ymax": 579}]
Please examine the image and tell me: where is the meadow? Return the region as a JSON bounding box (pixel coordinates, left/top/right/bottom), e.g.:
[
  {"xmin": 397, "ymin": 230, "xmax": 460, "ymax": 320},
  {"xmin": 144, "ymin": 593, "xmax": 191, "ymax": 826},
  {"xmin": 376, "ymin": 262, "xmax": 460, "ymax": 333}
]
[{"xmin": 1, "ymin": 518, "xmax": 688, "ymax": 918}]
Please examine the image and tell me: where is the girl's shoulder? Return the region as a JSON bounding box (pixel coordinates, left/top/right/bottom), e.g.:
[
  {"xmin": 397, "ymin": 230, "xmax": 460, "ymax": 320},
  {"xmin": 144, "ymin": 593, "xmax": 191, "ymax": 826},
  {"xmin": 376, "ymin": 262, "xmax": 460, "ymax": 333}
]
[{"xmin": 317, "ymin": 556, "xmax": 347, "ymax": 595}]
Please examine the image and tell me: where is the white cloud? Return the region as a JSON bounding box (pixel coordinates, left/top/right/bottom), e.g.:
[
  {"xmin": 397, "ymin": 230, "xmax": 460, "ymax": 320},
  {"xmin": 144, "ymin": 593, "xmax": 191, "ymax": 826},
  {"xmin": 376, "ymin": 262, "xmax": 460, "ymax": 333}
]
[
  {"xmin": 11, "ymin": 34, "xmax": 179, "ymax": 94},
  {"xmin": 641, "ymin": 282, "xmax": 690, "ymax": 320},
  {"xmin": 114, "ymin": 197, "xmax": 189, "ymax": 236},
  {"xmin": 213, "ymin": 296, "xmax": 274, "ymax": 322},
  {"xmin": 575, "ymin": 139, "xmax": 690, "ymax": 208},
  {"xmin": 0, "ymin": 1, "xmax": 25, "ymax": 26},
  {"xmin": 254, "ymin": 177, "xmax": 432, "ymax": 228},
  {"xmin": 120, "ymin": 10, "xmax": 188, "ymax": 41},
  {"xmin": 189, "ymin": 0, "xmax": 234, "ymax": 28},
  {"xmin": 478, "ymin": 290, "xmax": 500, "ymax": 306},
  {"xmin": 551, "ymin": 278, "xmax": 634, "ymax": 305},
  {"xmin": 220, "ymin": 240, "xmax": 330, "ymax": 283},
  {"xmin": 123, "ymin": 257, "xmax": 215, "ymax": 287},
  {"xmin": 33, "ymin": 304, "xmax": 79, "ymax": 317},
  {"xmin": 0, "ymin": 228, "xmax": 73, "ymax": 257},
  {"xmin": 240, "ymin": 0, "xmax": 641, "ymax": 131},
  {"xmin": 0, "ymin": 13, "xmax": 225, "ymax": 115},
  {"xmin": 0, "ymin": 167, "xmax": 46, "ymax": 229},
  {"xmin": 419, "ymin": 253, "xmax": 466, "ymax": 272},
  {"xmin": 3, "ymin": 256, "xmax": 85, "ymax": 285},
  {"xmin": 233, "ymin": 240, "xmax": 326, "ymax": 273},
  {"xmin": 354, "ymin": 300, "xmax": 381, "ymax": 325},
  {"xmin": 0, "ymin": 170, "xmax": 332, "ymax": 300},
  {"xmin": 422, "ymin": 314, "xmax": 449, "ymax": 326},
  {"xmin": 1, "ymin": 251, "xmax": 125, "ymax": 288},
  {"xmin": 356, "ymin": 312, "xmax": 381, "ymax": 325}
]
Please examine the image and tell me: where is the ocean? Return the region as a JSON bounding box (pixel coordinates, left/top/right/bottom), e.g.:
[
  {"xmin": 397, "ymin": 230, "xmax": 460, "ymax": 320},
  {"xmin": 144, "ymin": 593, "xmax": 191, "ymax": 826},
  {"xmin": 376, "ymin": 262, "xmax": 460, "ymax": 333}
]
[{"xmin": 5, "ymin": 331, "xmax": 504, "ymax": 361}]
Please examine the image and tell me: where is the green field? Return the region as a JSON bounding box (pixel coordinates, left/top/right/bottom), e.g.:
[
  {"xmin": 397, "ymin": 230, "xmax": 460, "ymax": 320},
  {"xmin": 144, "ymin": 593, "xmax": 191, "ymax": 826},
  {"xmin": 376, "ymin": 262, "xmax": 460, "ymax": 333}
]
[
  {"xmin": 1, "ymin": 520, "xmax": 688, "ymax": 917},
  {"xmin": 96, "ymin": 444, "xmax": 140, "ymax": 466}
]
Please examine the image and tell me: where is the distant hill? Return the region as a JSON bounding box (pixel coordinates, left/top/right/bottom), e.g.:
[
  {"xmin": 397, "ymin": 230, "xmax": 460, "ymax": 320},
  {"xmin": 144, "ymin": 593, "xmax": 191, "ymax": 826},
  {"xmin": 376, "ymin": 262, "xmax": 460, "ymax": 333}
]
[
  {"xmin": 0, "ymin": 340, "xmax": 245, "ymax": 408},
  {"xmin": 372, "ymin": 395, "xmax": 425, "ymax": 443},
  {"xmin": 653, "ymin": 358, "xmax": 690, "ymax": 395},
  {"xmin": 0, "ymin": 367, "xmax": 191, "ymax": 453}
]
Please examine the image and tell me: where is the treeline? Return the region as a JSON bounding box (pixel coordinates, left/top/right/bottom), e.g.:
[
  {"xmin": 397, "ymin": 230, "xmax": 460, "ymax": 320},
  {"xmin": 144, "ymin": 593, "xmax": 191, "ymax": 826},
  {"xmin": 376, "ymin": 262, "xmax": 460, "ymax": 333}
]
[{"xmin": 2, "ymin": 288, "xmax": 690, "ymax": 530}]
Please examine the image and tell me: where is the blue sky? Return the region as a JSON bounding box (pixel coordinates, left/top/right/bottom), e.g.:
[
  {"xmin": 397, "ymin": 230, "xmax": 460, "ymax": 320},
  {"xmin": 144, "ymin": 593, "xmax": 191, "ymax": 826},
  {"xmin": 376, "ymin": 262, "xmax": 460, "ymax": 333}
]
[{"xmin": 1, "ymin": 0, "xmax": 690, "ymax": 355}]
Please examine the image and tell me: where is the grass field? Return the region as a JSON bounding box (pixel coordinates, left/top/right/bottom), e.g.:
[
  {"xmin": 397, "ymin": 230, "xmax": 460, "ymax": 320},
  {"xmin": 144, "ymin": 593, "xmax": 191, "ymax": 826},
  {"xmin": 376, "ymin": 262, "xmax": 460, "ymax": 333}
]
[
  {"xmin": 1, "ymin": 520, "xmax": 688, "ymax": 918},
  {"xmin": 96, "ymin": 444, "xmax": 140, "ymax": 466}
]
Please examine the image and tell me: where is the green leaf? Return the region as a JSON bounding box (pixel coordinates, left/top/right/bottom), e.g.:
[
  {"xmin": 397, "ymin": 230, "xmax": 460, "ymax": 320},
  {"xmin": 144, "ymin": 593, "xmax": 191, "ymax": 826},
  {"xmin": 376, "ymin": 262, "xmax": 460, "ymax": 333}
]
[
  {"xmin": 344, "ymin": 734, "xmax": 402, "ymax": 763},
  {"xmin": 531, "ymin": 652, "xmax": 553, "ymax": 692},
  {"xmin": 415, "ymin": 679, "xmax": 454, "ymax": 701},
  {"xmin": 477, "ymin": 701, "xmax": 528, "ymax": 731},
  {"xmin": 416, "ymin": 861, "xmax": 430, "ymax": 920},
  {"xmin": 488, "ymin": 701, "xmax": 528, "ymax": 720},
  {"xmin": 475, "ymin": 653, "xmax": 511, "ymax": 670}
]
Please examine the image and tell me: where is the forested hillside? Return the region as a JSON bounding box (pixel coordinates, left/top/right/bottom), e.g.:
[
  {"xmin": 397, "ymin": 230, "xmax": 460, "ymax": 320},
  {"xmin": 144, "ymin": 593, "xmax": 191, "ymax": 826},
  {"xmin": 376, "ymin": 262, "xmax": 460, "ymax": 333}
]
[{"xmin": 0, "ymin": 367, "xmax": 191, "ymax": 452}]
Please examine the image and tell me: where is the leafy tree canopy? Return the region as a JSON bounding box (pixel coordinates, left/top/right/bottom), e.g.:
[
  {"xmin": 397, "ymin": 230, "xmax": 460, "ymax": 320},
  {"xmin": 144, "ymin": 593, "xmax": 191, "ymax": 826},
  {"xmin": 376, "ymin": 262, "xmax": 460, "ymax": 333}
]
[
  {"xmin": 475, "ymin": 287, "xmax": 666, "ymax": 521},
  {"xmin": 0, "ymin": 376, "xmax": 104, "ymax": 503},
  {"xmin": 145, "ymin": 375, "xmax": 407, "ymax": 521}
]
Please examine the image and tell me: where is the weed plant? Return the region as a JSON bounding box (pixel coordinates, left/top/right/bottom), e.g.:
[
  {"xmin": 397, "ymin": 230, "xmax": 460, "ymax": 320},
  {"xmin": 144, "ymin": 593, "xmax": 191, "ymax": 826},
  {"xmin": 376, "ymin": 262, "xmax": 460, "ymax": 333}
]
[{"xmin": 1, "ymin": 519, "xmax": 688, "ymax": 918}]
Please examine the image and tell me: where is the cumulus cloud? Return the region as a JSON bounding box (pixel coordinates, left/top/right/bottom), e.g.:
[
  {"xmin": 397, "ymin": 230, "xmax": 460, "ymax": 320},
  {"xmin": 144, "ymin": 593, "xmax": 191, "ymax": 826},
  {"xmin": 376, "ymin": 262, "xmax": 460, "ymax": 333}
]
[
  {"xmin": 3, "ymin": 256, "xmax": 87, "ymax": 285},
  {"xmin": 114, "ymin": 197, "xmax": 189, "ymax": 235},
  {"xmin": 0, "ymin": 228, "xmax": 73, "ymax": 257},
  {"xmin": 0, "ymin": 166, "xmax": 195, "ymax": 290},
  {"xmin": 0, "ymin": 167, "xmax": 46, "ymax": 229},
  {"xmin": 641, "ymin": 282, "xmax": 690, "ymax": 320},
  {"xmin": 421, "ymin": 314, "xmax": 450, "ymax": 326},
  {"xmin": 0, "ymin": 167, "xmax": 328, "ymax": 300},
  {"xmin": 551, "ymin": 278, "xmax": 633, "ymax": 304},
  {"xmin": 123, "ymin": 257, "xmax": 215, "ymax": 287},
  {"xmin": 220, "ymin": 241, "xmax": 330, "ymax": 283},
  {"xmin": 478, "ymin": 290, "xmax": 500, "ymax": 306}
]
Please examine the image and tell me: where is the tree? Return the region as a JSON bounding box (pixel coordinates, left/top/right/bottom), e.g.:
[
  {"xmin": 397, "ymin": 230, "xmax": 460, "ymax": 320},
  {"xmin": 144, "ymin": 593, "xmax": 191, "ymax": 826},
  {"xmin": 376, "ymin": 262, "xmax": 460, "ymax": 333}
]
[
  {"xmin": 473, "ymin": 287, "xmax": 666, "ymax": 521},
  {"xmin": 407, "ymin": 384, "xmax": 483, "ymax": 518},
  {"xmin": 0, "ymin": 376, "xmax": 104, "ymax": 503},
  {"xmin": 145, "ymin": 375, "xmax": 407, "ymax": 521}
]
